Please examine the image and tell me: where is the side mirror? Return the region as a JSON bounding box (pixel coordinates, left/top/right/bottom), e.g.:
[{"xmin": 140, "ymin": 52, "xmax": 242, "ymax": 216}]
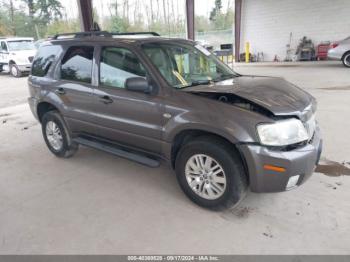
[{"xmin": 125, "ymin": 77, "xmax": 152, "ymax": 94}]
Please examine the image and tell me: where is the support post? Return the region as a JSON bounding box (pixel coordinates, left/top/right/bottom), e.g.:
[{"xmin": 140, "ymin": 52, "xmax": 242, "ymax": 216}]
[
  {"xmin": 235, "ymin": 0, "xmax": 242, "ymax": 62},
  {"xmin": 186, "ymin": 0, "xmax": 195, "ymax": 40},
  {"xmin": 77, "ymin": 0, "xmax": 93, "ymax": 32}
]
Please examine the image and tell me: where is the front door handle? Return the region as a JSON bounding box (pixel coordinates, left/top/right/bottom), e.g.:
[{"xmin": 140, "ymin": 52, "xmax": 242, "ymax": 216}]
[
  {"xmin": 99, "ymin": 95, "xmax": 113, "ymax": 104},
  {"xmin": 55, "ymin": 88, "xmax": 66, "ymax": 95}
]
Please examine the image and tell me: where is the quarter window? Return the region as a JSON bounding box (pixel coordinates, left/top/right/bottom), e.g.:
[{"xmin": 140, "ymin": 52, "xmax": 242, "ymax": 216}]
[
  {"xmin": 61, "ymin": 46, "xmax": 94, "ymax": 83},
  {"xmin": 100, "ymin": 47, "xmax": 146, "ymax": 89}
]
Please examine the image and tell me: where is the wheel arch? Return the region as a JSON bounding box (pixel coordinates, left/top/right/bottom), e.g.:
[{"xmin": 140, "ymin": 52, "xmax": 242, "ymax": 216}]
[
  {"xmin": 341, "ymin": 51, "xmax": 350, "ymax": 67},
  {"xmin": 37, "ymin": 102, "xmax": 59, "ymax": 123},
  {"xmin": 170, "ymin": 129, "xmax": 250, "ymax": 183},
  {"xmin": 341, "ymin": 50, "xmax": 350, "ymax": 59}
]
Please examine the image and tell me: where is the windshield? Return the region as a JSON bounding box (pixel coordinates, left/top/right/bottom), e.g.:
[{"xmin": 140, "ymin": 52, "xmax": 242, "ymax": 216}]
[
  {"xmin": 7, "ymin": 40, "xmax": 35, "ymax": 51},
  {"xmin": 142, "ymin": 42, "xmax": 238, "ymax": 89}
]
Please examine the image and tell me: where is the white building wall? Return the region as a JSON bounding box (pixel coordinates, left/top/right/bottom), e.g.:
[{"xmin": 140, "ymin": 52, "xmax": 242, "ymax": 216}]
[{"xmin": 240, "ymin": 0, "xmax": 350, "ymax": 61}]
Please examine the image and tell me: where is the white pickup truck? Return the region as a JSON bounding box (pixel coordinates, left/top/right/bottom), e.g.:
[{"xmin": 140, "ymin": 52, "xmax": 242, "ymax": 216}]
[{"xmin": 0, "ymin": 37, "xmax": 37, "ymax": 77}]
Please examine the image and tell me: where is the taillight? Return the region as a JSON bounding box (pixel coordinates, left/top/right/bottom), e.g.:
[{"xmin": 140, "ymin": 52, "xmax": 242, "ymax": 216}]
[{"xmin": 331, "ymin": 43, "xmax": 339, "ymax": 49}]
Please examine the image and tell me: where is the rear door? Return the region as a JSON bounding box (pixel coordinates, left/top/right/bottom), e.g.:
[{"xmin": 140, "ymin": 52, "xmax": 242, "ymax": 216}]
[
  {"xmin": 92, "ymin": 45, "xmax": 164, "ymax": 154},
  {"xmin": 55, "ymin": 45, "xmax": 97, "ymax": 135}
]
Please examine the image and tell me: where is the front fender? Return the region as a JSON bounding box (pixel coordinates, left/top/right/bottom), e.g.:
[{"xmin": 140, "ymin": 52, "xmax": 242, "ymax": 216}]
[{"xmin": 163, "ymin": 109, "xmax": 259, "ymax": 144}]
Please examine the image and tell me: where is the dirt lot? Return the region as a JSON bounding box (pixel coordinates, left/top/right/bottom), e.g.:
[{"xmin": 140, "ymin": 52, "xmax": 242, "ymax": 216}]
[{"xmin": 0, "ymin": 61, "xmax": 349, "ymax": 254}]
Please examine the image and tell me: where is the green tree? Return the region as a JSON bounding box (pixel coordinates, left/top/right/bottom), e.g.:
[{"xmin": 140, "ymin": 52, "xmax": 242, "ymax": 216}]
[
  {"xmin": 35, "ymin": 0, "xmax": 63, "ymax": 24},
  {"xmin": 107, "ymin": 16, "xmax": 129, "ymax": 32},
  {"xmin": 0, "ymin": 1, "xmax": 33, "ymax": 37},
  {"xmin": 46, "ymin": 19, "xmax": 80, "ymax": 36},
  {"xmin": 209, "ymin": 0, "xmax": 223, "ymax": 21},
  {"xmin": 19, "ymin": 0, "xmax": 63, "ymax": 38},
  {"xmin": 21, "ymin": 0, "xmax": 62, "ymax": 22},
  {"xmin": 195, "ymin": 15, "xmax": 210, "ymax": 33}
]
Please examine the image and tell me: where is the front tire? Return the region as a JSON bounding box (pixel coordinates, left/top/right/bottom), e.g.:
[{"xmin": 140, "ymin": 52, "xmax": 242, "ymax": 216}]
[
  {"xmin": 41, "ymin": 111, "xmax": 78, "ymax": 158},
  {"xmin": 175, "ymin": 136, "xmax": 248, "ymax": 210},
  {"xmin": 10, "ymin": 64, "xmax": 22, "ymax": 77},
  {"xmin": 342, "ymin": 52, "xmax": 350, "ymax": 68}
]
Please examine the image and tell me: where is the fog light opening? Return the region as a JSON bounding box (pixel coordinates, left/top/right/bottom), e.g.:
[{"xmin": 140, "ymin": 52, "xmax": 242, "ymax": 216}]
[{"xmin": 286, "ymin": 175, "xmax": 300, "ymax": 190}]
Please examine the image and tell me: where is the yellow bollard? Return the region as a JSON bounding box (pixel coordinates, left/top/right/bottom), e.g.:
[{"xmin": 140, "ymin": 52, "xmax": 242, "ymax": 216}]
[{"xmin": 245, "ymin": 42, "xmax": 250, "ymax": 63}]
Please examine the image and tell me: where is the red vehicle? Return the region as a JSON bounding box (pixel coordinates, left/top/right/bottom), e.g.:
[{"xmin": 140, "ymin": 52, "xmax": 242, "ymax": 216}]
[{"xmin": 317, "ymin": 42, "xmax": 331, "ymax": 60}]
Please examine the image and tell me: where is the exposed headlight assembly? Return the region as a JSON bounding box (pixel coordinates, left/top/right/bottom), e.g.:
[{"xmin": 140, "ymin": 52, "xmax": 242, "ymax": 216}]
[{"xmin": 257, "ymin": 118, "xmax": 309, "ymax": 146}]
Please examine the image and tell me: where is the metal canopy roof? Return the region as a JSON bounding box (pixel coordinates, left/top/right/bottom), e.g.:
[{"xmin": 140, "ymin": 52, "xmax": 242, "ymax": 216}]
[
  {"xmin": 76, "ymin": 0, "xmax": 239, "ymax": 61},
  {"xmin": 76, "ymin": 0, "xmax": 196, "ymax": 40}
]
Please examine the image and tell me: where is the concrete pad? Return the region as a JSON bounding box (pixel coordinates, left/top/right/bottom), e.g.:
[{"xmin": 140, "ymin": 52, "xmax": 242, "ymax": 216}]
[{"xmin": 0, "ymin": 62, "xmax": 349, "ymax": 254}]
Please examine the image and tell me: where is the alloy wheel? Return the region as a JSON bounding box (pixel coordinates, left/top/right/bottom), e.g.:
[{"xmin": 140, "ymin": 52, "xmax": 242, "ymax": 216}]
[
  {"xmin": 345, "ymin": 54, "xmax": 350, "ymax": 67},
  {"xmin": 45, "ymin": 121, "xmax": 63, "ymax": 151},
  {"xmin": 185, "ymin": 154, "xmax": 227, "ymax": 200}
]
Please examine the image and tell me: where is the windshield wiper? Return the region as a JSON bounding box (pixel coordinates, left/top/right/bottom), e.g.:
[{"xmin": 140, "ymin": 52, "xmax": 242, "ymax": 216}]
[
  {"xmin": 180, "ymin": 79, "xmax": 212, "ymax": 88},
  {"xmin": 213, "ymin": 74, "xmax": 237, "ymax": 82},
  {"xmin": 191, "ymin": 80, "xmax": 212, "ymax": 86}
]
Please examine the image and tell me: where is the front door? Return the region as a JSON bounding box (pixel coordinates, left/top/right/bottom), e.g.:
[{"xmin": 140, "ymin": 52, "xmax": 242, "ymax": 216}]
[
  {"xmin": 92, "ymin": 46, "xmax": 164, "ymax": 154},
  {"xmin": 0, "ymin": 41, "xmax": 9, "ymax": 67}
]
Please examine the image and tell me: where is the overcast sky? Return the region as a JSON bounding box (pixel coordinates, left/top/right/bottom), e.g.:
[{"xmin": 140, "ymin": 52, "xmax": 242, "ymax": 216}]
[{"xmin": 60, "ymin": 0, "xmax": 233, "ymax": 20}]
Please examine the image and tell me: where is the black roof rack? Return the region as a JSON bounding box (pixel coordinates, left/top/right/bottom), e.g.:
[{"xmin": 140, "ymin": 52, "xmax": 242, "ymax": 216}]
[
  {"xmin": 52, "ymin": 31, "xmax": 160, "ymax": 40},
  {"xmin": 111, "ymin": 32, "xmax": 160, "ymax": 36},
  {"xmin": 52, "ymin": 31, "xmax": 112, "ymax": 40}
]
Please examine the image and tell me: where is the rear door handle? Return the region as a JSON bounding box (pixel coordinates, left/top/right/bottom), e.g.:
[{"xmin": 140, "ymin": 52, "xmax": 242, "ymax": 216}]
[
  {"xmin": 99, "ymin": 95, "xmax": 113, "ymax": 104},
  {"xmin": 55, "ymin": 88, "xmax": 66, "ymax": 95}
]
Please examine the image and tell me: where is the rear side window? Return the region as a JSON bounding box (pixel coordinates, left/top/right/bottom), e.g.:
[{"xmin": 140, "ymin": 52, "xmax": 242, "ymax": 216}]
[
  {"xmin": 61, "ymin": 46, "xmax": 94, "ymax": 83},
  {"xmin": 32, "ymin": 45, "xmax": 62, "ymax": 77}
]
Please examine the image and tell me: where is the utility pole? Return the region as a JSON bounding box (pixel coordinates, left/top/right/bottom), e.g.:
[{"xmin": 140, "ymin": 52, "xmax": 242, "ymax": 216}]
[
  {"xmin": 115, "ymin": 0, "xmax": 118, "ymax": 16},
  {"xmin": 34, "ymin": 24, "xmax": 40, "ymax": 39},
  {"xmin": 9, "ymin": 0, "xmax": 16, "ymax": 35},
  {"xmin": 162, "ymin": 0, "xmax": 166, "ymax": 25},
  {"xmin": 167, "ymin": 0, "xmax": 170, "ymax": 35},
  {"xmin": 150, "ymin": 0, "xmax": 154, "ymax": 24}
]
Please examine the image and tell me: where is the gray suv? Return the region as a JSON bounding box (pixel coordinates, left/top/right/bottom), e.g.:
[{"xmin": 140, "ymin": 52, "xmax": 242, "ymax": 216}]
[{"xmin": 28, "ymin": 31, "xmax": 322, "ymax": 210}]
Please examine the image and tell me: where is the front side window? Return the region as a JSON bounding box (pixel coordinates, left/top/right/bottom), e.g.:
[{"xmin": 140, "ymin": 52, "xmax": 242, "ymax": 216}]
[
  {"xmin": 142, "ymin": 43, "xmax": 237, "ymax": 89},
  {"xmin": 61, "ymin": 46, "xmax": 94, "ymax": 83},
  {"xmin": 32, "ymin": 45, "xmax": 63, "ymax": 77},
  {"xmin": 7, "ymin": 40, "xmax": 35, "ymax": 51},
  {"xmin": 100, "ymin": 47, "xmax": 146, "ymax": 89}
]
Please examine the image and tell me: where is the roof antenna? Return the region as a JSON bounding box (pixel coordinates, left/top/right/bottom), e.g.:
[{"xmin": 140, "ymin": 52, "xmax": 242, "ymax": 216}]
[{"xmin": 91, "ymin": 22, "xmax": 101, "ymax": 31}]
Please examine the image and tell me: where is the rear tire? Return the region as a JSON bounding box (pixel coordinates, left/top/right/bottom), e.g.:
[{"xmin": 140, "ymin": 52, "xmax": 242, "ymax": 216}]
[
  {"xmin": 175, "ymin": 136, "xmax": 248, "ymax": 210},
  {"xmin": 342, "ymin": 52, "xmax": 350, "ymax": 68},
  {"xmin": 10, "ymin": 64, "xmax": 22, "ymax": 77},
  {"xmin": 41, "ymin": 111, "xmax": 78, "ymax": 158}
]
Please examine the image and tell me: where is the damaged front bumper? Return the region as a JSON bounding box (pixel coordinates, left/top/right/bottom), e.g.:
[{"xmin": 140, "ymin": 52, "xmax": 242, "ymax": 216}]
[{"xmin": 238, "ymin": 126, "xmax": 322, "ymax": 193}]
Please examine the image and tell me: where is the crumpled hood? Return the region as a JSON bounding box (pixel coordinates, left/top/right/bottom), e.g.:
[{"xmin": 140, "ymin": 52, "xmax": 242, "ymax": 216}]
[{"xmin": 183, "ymin": 76, "xmax": 316, "ymax": 118}]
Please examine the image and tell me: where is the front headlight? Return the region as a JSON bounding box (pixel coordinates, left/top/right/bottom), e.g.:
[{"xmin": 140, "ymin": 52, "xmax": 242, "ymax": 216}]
[{"xmin": 257, "ymin": 118, "xmax": 309, "ymax": 146}]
